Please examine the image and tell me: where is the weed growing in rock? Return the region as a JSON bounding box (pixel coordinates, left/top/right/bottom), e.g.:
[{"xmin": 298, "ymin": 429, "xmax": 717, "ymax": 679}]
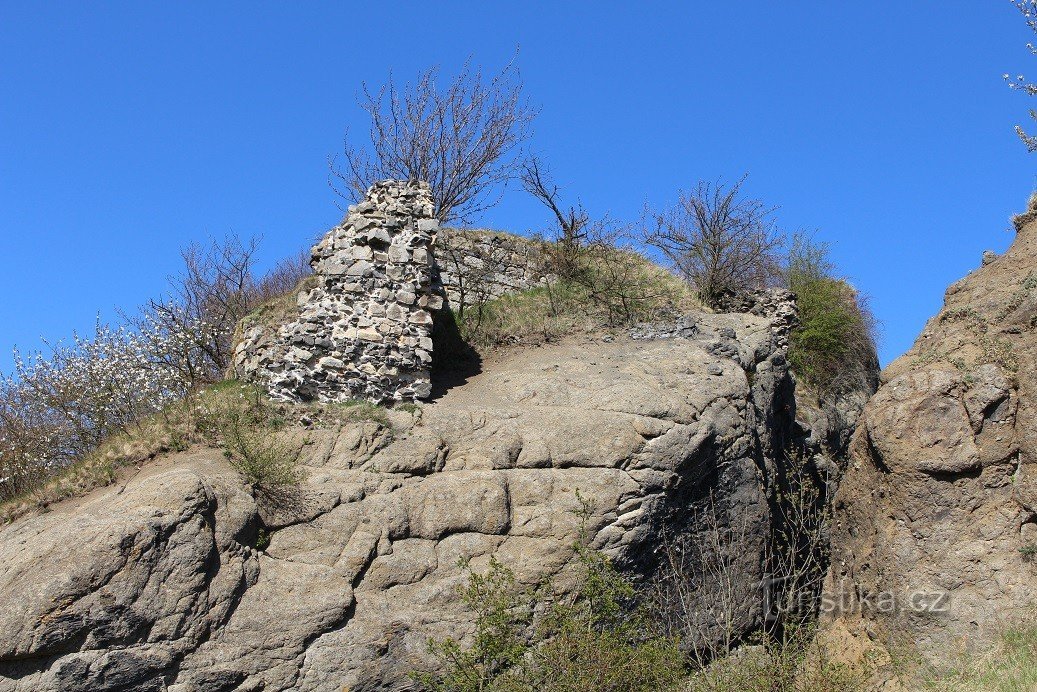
[{"xmin": 195, "ymin": 382, "xmax": 301, "ymax": 490}]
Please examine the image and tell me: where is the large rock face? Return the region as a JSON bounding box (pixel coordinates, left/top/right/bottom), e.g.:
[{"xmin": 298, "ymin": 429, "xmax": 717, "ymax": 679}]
[
  {"xmin": 0, "ymin": 302, "xmax": 850, "ymax": 691},
  {"xmin": 826, "ymin": 218, "xmax": 1037, "ymax": 666}
]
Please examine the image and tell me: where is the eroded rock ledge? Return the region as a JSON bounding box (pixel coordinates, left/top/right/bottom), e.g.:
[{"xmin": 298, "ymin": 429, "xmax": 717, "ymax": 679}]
[{"xmin": 0, "ymin": 301, "xmax": 858, "ymax": 691}]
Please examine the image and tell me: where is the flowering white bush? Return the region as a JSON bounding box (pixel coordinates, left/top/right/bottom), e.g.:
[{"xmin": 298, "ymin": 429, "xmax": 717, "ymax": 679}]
[
  {"xmin": 0, "ymin": 235, "xmax": 311, "ymax": 502},
  {"xmin": 0, "ymin": 320, "xmax": 196, "ymax": 499},
  {"xmin": 1008, "ymin": 1, "xmax": 1037, "ymax": 151}
]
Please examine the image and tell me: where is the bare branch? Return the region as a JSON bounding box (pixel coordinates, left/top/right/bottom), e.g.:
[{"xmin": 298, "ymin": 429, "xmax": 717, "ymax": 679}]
[
  {"xmin": 644, "ymin": 176, "xmax": 784, "ymax": 307},
  {"xmin": 332, "ymin": 59, "xmax": 537, "ymax": 224}
]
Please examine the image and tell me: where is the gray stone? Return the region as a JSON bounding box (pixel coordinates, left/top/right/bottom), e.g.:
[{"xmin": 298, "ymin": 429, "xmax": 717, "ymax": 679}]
[
  {"xmin": 232, "ymin": 180, "xmax": 439, "ymax": 404},
  {"xmin": 0, "ymin": 304, "xmax": 872, "ymax": 691}
]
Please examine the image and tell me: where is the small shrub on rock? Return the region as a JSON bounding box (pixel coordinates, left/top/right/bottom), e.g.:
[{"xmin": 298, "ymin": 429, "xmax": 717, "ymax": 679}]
[
  {"xmin": 412, "ymin": 547, "xmax": 685, "ymax": 692},
  {"xmin": 644, "ymin": 176, "xmax": 784, "ymax": 308},
  {"xmin": 195, "ymin": 382, "xmax": 301, "ymax": 490},
  {"xmin": 783, "ymin": 233, "xmax": 877, "ymax": 394}
]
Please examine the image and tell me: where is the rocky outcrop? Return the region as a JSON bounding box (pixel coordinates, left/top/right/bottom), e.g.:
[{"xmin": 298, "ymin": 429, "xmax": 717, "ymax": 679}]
[
  {"xmin": 826, "ymin": 216, "xmax": 1037, "ymax": 668},
  {"xmin": 0, "ymin": 300, "xmax": 863, "ymax": 691},
  {"xmin": 233, "ymin": 180, "xmax": 443, "ymax": 403}
]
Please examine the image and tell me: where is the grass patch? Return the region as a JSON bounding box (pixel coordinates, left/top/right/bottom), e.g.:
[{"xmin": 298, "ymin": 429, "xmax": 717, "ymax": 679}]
[
  {"xmin": 325, "ymin": 399, "xmax": 392, "ymax": 426},
  {"xmin": 0, "ymin": 380, "xmax": 307, "ymax": 521},
  {"xmin": 194, "ymin": 381, "xmax": 301, "ymax": 490},
  {"xmin": 457, "ymin": 250, "xmax": 697, "ymax": 349},
  {"xmin": 923, "ymin": 624, "xmax": 1037, "ymax": 691},
  {"xmin": 1, "ymin": 401, "xmax": 201, "ymax": 523},
  {"xmin": 237, "ymin": 274, "xmax": 319, "ymax": 333},
  {"xmin": 784, "ymin": 234, "xmax": 877, "ymax": 394},
  {"xmin": 684, "ymin": 628, "xmax": 867, "ymax": 692}
]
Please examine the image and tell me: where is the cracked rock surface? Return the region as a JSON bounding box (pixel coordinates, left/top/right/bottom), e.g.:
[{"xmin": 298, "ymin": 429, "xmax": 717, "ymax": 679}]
[
  {"xmin": 825, "ymin": 217, "xmax": 1037, "ymax": 667},
  {"xmin": 1, "ymin": 307, "xmax": 836, "ymax": 691}
]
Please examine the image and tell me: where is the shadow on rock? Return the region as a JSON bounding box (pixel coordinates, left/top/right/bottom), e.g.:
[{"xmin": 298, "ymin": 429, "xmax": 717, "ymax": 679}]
[{"xmin": 428, "ymin": 308, "xmax": 482, "ymax": 401}]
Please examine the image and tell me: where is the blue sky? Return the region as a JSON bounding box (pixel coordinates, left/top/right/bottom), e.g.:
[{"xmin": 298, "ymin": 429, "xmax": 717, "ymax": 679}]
[{"xmin": 0, "ymin": 1, "xmax": 1034, "ymax": 371}]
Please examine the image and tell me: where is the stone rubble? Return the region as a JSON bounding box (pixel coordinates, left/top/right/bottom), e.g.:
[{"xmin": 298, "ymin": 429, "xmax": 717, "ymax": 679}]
[{"xmin": 632, "ymin": 288, "xmax": 799, "ymax": 352}]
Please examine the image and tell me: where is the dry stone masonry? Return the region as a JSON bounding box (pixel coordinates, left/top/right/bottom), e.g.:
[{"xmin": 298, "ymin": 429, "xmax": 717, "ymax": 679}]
[
  {"xmin": 433, "ymin": 229, "xmax": 550, "ymax": 308},
  {"xmin": 233, "ymin": 180, "xmax": 442, "ymax": 403}
]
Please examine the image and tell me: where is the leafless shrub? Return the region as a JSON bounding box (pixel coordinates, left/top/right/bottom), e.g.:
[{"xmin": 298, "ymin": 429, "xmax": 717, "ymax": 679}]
[
  {"xmin": 521, "ymin": 157, "xmax": 590, "ymax": 282},
  {"xmin": 650, "ymin": 499, "xmax": 758, "ymax": 667},
  {"xmin": 436, "ymin": 229, "xmax": 514, "ymax": 326},
  {"xmin": 521, "ymin": 158, "xmax": 687, "ymax": 326},
  {"xmin": 644, "ymin": 176, "xmax": 784, "ymax": 308},
  {"xmin": 331, "ymin": 60, "xmax": 536, "ymax": 223},
  {"xmin": 650, "ymin": 452, "xmax": 833, "ymax": 668},
  {"xmin": 765, "ymin": 450, "xmax": 834, "ymax": 636},
  {"xmin": 131, "ymin": 236, "xmax": 313, "ymax": 384},
  {"xmin": 254, "ymin": 249, "xmax": 312, "ymax": 305},
  {"xmin": 131, "ymin": 235, "xmax": 261, "ymax": 383}
]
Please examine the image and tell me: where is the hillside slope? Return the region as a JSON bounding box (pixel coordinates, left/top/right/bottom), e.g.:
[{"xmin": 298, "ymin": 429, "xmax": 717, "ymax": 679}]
[{"xmin": 0, "ymin": 302, "xmax": 857, "ymax": 691}]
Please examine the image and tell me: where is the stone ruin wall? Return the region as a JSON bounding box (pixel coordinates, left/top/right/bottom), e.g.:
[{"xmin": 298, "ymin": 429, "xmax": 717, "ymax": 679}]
[
  {"xmin": 233, "ymin": 181, "xmax": 554, "ymax": 404},
  {"xmin": 233, "ymin": 180, "xmax": 442, "ymax": 403},
  {"xmin": 433, "ymin": 229, "xmax": 550, "ymax": 308}
]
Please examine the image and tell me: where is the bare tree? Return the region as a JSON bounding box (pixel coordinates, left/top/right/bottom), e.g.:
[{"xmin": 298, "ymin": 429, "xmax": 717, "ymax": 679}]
[
  {"xmin": 128, "ymin": 235, "xmax": 262, "ymax": 384},
  {"xmin": 521, "ymin": 157, "xmax": 590, "ymax": 281},
  {"xmin": 331, "ymin": 60, "xmax": 536, "ymax": 224},
  {"xmin": 644, "ymin": 176, "xmax": 783, "ymax": 307},
  {"xmin": 522, "ymin": 157, "xmax": 676, "ymax": 325},
  {"xmin": 650, "ymin": 500, "xmax": 757, "ymax": 666}
]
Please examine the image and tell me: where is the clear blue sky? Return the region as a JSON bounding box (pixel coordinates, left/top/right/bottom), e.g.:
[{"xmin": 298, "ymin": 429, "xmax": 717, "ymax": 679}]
[{"xmin": 1, "ymin": 1, "xmax": 1034, "ymax": 371}]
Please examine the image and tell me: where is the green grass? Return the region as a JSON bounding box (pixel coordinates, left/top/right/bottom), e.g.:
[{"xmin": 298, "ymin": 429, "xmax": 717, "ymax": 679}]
[
  {"xmin": 0, "ymin": 398, "xmax": 204, "ymax": 523},
  {"xmin": 924, "ymin": 624, "xmax": 1037, "ymax": 691},
  {"xmin": 787, "ymin": 276, "xmax": 875, "ymax": 394},
  {"xmin": 456, "ymin": 250, "xmax": 697, "ymax": 349},
  {"xmin": 1, "ymin": 380, "xmax": 305, "ymax": 520},
  {"xmin": 325, "ymin": 399, "xmax": 392, "ymax": 426}
]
